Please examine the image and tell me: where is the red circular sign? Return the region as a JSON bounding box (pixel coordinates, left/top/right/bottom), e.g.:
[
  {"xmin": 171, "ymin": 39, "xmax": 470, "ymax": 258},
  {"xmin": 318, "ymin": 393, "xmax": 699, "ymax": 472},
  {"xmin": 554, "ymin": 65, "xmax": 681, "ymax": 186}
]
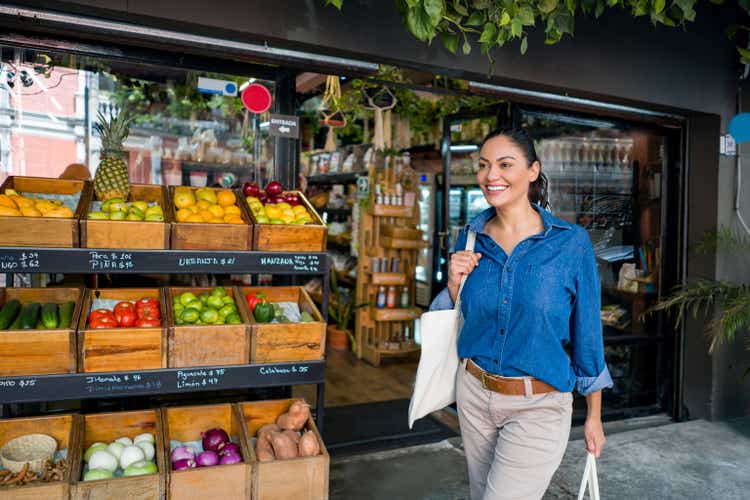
[{"xmin": 241, "ymin": 83, "xmax": 272, "ymax": 114}]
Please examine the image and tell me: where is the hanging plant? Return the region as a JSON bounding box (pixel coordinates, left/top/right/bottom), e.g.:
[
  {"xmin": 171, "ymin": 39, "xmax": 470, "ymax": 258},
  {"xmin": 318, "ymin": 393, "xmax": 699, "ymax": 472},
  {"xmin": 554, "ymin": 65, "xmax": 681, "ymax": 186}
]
[{"xmin": 326, "ymin": 0, "xmax": 750, "ymax": 65}]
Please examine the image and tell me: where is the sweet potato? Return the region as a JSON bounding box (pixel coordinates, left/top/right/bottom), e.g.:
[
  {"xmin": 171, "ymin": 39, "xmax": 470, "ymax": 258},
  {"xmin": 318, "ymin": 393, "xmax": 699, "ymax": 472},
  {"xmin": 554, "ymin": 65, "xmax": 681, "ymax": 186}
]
[
  {"xmin": 282, "ymin": 429, "xmax": 301, "ymax": 444},
  {"xmin": 257, "ymin": 423, "xmax": 281, "ymax": 440},
  {"xmin": 270, "ymin": 430, "xmax": 298, "ymax": 459},
  {"xmin": 298, "ymin": 430, "xmax": 320, "ymax": 457},
  {"xmin": 255, "ymin": 443, "xmax": 275, "ymax": 462},
  {"xmin": 287, "ymin": 400, "xmax": 311, "ymax": 430}
]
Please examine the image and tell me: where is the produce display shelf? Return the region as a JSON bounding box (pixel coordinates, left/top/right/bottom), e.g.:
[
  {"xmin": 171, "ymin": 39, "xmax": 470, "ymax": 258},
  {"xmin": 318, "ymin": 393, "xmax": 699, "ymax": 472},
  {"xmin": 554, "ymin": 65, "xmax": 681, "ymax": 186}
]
[
  {"xmin": 306, "ymin": 172, "xmax": 360, "ymax": 185},
  {"xmin": 0, "ymin": 247, "xmax": 327, "ymax": 275},
  {"xmin": 0, "ymin": 360, "xmax": 325, "ymax": 405}
]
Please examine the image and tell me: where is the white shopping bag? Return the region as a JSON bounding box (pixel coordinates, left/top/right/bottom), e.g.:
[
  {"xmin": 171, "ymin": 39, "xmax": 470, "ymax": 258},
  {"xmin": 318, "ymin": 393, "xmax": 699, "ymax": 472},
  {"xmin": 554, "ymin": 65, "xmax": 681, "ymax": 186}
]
[
  {"xmin": 408, "ymin": 231, "xmax": 475, "ymax": 429},
  {"xmin": 577, "ymin": 453, "xmax": 601, "ymax": 500}
]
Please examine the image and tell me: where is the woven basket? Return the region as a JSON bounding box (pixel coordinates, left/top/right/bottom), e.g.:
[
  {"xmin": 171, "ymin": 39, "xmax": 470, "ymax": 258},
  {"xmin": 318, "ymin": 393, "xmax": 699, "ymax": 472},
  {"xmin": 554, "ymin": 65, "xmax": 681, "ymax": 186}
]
[{"xmin": 0, "ymin": 433, "xmax": 57, "ymax": 473}]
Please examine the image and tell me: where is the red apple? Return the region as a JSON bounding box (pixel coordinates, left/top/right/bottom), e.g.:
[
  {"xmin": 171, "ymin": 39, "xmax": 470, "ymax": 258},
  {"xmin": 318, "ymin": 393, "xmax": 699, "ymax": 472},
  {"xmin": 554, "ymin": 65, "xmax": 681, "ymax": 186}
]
[
  {"xmin": 284, "ymin": 193, "xmax": 300, "ymax": 206},
  {"xmin": 265, "ymin": 181, "xmax": 283, "ymax": 196},
  {"xmin": 243, "ymin": 182, "xmax": 261, "ymax": 197},
  {"xmin": 271, "ymin": 195, "xmax": 286, "ymax": 204},
  {"xmin": 258, "ymin": 193, "xmax": 269, "ymax": 203}
]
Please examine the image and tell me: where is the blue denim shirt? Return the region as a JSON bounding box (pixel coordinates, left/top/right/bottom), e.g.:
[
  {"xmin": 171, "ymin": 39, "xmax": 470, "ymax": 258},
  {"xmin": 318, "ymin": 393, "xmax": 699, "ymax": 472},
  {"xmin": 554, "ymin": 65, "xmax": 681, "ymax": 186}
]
[{"xmin": 430, "ymin": 205, "xmax": 613, "ymax": 395}]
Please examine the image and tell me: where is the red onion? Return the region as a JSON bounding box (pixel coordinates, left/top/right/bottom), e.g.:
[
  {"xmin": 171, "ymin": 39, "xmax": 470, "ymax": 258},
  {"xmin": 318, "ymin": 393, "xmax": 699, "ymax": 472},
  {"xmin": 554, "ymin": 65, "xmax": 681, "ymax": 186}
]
[
  {"xmin": 201, "ymin": 428, "xmax": 229, "ymax": 452},
  {"xmin": 172, "ymin": 458, "xmax": 196, "ymax": 471},
  {"xmin": 170, "ymin": 446, "xmax": 195, "ymax": 463},
  {"xmin": 219, "ymin": 442, "xmax": 240, "ymax": 456},
  {"xmin": 196, "ymin": 450, "xmax": 219, "ymax": 467},
  {"xmin": 219, "ymin": 450, "xmax": 243, "ymax": 465}
]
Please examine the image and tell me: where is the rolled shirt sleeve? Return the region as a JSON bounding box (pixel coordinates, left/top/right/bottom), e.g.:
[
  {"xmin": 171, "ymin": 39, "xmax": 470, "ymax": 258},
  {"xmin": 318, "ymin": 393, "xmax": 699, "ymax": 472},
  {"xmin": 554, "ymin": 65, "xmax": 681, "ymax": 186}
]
[
  {"xmin": 428, "ymin": 229, "xmax": 468, "ymax": 312},
  {"xmin": 570, "ymin": 229, "xmax": 614, "ymax": 396}
]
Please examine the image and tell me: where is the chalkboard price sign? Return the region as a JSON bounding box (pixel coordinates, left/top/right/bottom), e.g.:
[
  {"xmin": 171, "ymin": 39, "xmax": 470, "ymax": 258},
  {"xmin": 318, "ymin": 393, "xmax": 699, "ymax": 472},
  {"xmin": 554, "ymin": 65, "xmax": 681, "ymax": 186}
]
[
  {"xmin": 83, "ymin": 372, "xmax": 163, "ymax": 395},
  {"xmin": 0, "ymin": 252, "xmax": 40, "ymax": 271}
]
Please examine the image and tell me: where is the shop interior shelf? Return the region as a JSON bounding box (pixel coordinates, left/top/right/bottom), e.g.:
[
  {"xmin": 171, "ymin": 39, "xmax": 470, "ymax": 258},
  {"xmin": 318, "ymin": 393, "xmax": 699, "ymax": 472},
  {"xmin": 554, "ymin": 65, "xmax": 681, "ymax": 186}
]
[
  {"xmin": 370, "ymin": 307, "xmax": 421, "ymax": 322},
  {"xmin": 0, "ymin": 360, "xmax": 326, "ymax": 404},
  {"xmin": 306, "ymin": 172, "xmax": 360, "ymax": 185},
  {"xmin": 371, "ymin": 204, "xmax": 414, "ymax": 218},
  {"xmin": 369, "ymin": 272, "xmax": 407, "ymax": 285}
]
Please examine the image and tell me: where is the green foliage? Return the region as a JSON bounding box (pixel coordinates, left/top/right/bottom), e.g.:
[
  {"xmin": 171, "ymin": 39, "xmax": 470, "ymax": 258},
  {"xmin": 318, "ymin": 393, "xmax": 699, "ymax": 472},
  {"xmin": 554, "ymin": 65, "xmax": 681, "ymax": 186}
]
[{"xmin": 326, "ymin": 0, "xmax": 749, "ymax": 65}]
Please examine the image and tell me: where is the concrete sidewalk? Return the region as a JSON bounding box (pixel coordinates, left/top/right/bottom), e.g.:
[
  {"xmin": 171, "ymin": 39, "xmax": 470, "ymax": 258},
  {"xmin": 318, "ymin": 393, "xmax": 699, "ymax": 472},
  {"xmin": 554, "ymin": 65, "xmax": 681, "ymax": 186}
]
[{"xmin": 330, "ymin": 417, "xmax": 750, "ymax": 499}]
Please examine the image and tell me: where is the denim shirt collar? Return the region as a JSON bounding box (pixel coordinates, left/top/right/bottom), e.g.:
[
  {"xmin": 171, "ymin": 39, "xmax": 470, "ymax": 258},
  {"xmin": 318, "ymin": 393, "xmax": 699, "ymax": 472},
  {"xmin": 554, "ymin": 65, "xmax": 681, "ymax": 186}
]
[{"xmin": 466, "ymin": 203, "xmax": 572, "ymax": 237}]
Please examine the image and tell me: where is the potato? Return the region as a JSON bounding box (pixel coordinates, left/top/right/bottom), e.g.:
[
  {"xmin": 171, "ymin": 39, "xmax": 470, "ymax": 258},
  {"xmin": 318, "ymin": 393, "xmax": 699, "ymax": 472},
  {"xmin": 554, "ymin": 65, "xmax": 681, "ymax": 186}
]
[
  {"xmin": 270, "ymin": 431, "xmax": 298, "ymax": 460},
  {"xmin": 257, "ymin": 423, "xmax": 281, "ymax": 440},
  {"xmin": 256, "ymin": 447, "xmax": 275, "ymax": 462},
  {"xmin": 282, "ymin": 429, "xmax": 300, "ymax": 444},
  {"xmin": 298, "ymin": 430, "xmax": 320, "ymax": 457}
]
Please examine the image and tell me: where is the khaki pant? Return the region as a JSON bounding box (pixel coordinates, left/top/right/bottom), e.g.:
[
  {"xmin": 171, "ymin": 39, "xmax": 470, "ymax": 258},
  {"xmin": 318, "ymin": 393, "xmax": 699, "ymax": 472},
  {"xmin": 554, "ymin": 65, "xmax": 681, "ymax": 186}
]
[{"xmin": 456, "ymin": 361, "xmax": 573, "ymax": 500}]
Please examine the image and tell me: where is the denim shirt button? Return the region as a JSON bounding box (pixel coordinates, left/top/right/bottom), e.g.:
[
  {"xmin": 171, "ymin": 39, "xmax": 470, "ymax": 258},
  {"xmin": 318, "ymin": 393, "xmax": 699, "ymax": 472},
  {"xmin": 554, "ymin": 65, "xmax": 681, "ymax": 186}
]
[
  {"xmin": 500, "ymin": 329, "xmax": 505, "ymax": 335},
  {"xmin": 502, "ymin": 298, "xmax": 508, "ymax": 304}
]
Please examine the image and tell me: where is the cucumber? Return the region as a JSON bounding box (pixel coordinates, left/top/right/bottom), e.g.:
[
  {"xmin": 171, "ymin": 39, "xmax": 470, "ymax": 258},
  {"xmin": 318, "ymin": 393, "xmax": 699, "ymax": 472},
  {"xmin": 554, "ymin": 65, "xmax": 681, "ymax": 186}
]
[
  {"xmin": 9, "ymin": 312, "xmax": 21, "ymax": 330},
  {"xmin": 0, "ymin": 299, "xmax": 21, "ymax": 329},
  {"xmin": 20, "ymin": 302, "xmax": 41, "ymax": 329},
  {"xmin": 41, "ymin": 302, "xmax": 59, "ymax": 329},
  {"xmin": 58, "ymin": 301, "xmax": 75, "ymax": 329},
  {"xmin": 35, "ymin": 319, "xmax": 44, "ymax": 329}
]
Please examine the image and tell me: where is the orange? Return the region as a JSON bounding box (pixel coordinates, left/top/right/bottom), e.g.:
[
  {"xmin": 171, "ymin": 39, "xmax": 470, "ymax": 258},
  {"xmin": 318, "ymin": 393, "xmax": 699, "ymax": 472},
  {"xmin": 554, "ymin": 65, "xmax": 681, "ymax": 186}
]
[
  {"xmin": 196, "ymin": 200, "xmax": 211, "ymax": 211},
  {"xmin": 208, "ymin": 205, "xmax": 224, "ymax": 218},
  {"xmin": 189, "ymin": 205, "xmax": 200, "ymax": 214},
  {"xmin": 0, "ymin": 206, "xmax": 21, "ymax": 217},
  {"xmin": 0, "ymin": 194, "xmax": 17, "ymax": 209},
  {"xmin": 226, "ymin": 216, "xmax": 244, "ymax": 224},
  {"xmin": 216, "ymin": 190, "xmax": 236, "ymax": 207},
  {"xmin": 185, "ymin": 214, "xmax": 204, "ymax": 223},
  {"xmin": 209, "ymin": 217, "xmax": 225, "ymax": 224},
  {"xmin": 223, "ymin": 205, "xmax": 241, "ymax": 217},
  {"xmin": 173, "ymin": 189, "xmax": 196, "ymax": 209},
  {"xmin": 20, "ymin": 207, "xmax": 42, "ymax": 217},
  {"xmin": 176, "ymin": 208, "xmax": 192, "ymax": 222},
  {"xmin": 199, "ymin": 210, "xmax": 214, "ymax": 222}
]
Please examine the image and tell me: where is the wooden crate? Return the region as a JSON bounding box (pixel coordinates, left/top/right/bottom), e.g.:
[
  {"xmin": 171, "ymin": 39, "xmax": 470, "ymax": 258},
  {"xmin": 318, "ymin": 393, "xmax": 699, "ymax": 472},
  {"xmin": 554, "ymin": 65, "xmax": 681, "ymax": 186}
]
[
  {"xmin": 0, "ymin": 413, "xmax": 79, "ymax": 500},
  {"xmin": 380, "ymin": 236, "xmax": 428, "ymax": 249},
  {"xmin": 370, "ymin": 307, "xmax": 421, "ymax": 322},
  {"xmin": 77, "ymin": 288, "xmax": 167, "ymax": 373},
  {"xmin": 381, "ymin": 225, "xmax": 423, "ymax": 240},
  {"xmin": 162, "ymin": 404, "xmax": 251, "ymax": 500},
  {"xmin": 0, "ymin": 287, "xmax": 83, "ymax": 376},
  {"xmin": 369, "ymin": 272, "xmax": 407, "ymax": 286},
  {"xmin": 238, "ymin": 286, "xmax": 326, "ymax": 363},
  {"xmin": 370, "ymin": 203, "xmax": 413, "ymax": 218},
  {"xmin": 0, "ymin": 176, "xmax": 90, "ymax": 247},
  {"xmin": 239, "ymin": 399, "xmax": 328, "ymax": 500},
  {"xmin": 80, "ymin": 184, "xmax": 170, "ymax": 249},
  {"xmin": 245, "ymin": 191, "xmax": 327, "ymax": 252},
  {"xmin": 168, "ymin": 186, "xmax": 252, "ymax": 250},
  {"xmin": 72, "ymin": 409, "xmax": 166, "ymax": 500},
  {"xmin": 166, "ymin": 287, "xmax": 250, "ymax": 368}
]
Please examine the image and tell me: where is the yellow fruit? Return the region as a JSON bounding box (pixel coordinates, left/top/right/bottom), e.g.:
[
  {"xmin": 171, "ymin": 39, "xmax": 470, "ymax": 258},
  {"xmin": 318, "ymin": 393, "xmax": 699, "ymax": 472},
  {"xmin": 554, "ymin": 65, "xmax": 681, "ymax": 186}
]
[
  {"xmin": 34, "ymin": 200, "xmax": 55, "ymax": 215},
  {"xmin": 176, "ymin": 208, "xmax": 192, "ymax": 222},
  {"xmin": 13, "ymin": 196, "xmax": 34, "ymax": 209},
  {"xmin": 245, "ymin": 196, "xmax": 259, "ymax": 205},
  {"xmin": 20, "ymin": 207, "xmax": 42, "ymax": 217},
  {"xmin": 293, "ymin": 205, "xmax": 309, "ymax": 216},
  {"xmin": 0, "ymin": 205, "xmax": 21, "ymax": 216},
  {"xmin": 196, "ymin": 200, "xmax": 211, "ymax": 211},
  {"xmin": 209, "ymin": 217, "xmax": 224, "ymax": 224},
  {"xmin": 280, "ymin": 214, "xmax": 295, "ymax": 224},
  {"xmin": 4, "ymin": 189, "xmax": 18, "ymax": 196},
  {"xmin": 265, "ymin": 205, "xmax": 281, "ymax": 219},
  {"xmin": 185, "ymin": 214, "xmax": 204, "ymax": 223},
  {"xmin": 195, "ymin": 188, "xmax": 217, "ymax": 205},
  {"xmin": 189, "ymin": 205, "xmax": 200, "ymax": 214},
  {"xmin": 208, "ymin": 205, "xmax": 224, "ymax": 218},
  {"xmin": 0, "ymin": 194, "xmax": 17, "ymax": 209},
  {"xmin": 173, "ymin": 190, "xmax": 196, "ymax": 209},
  {"xmin": 223, "ymin": 205, "xmax": 241, "ymax": 217},
  {"xmin": 226, "ymin": 216, "xmax": 244, "ymax": 224},
  {"xmin": 216, "ymin": 190, "xmax": 236, "ymax": 207},
  {"xmin": 45, "ymin": 207, "xmax": 74, "ymax": 218},
  {"xmin": 199, "ymin": 210, "xmax": 214, "ymax": 222},
  {"xmin": 276, "ymin": 202, "xmax": 291, "ymax": 211}
]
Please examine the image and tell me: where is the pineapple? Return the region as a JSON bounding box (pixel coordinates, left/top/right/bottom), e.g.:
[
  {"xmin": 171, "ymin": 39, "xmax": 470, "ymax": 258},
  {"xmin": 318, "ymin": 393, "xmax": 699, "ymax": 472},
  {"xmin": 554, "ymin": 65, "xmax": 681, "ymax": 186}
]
[{"xmin": 93, "ymin": 110, "xmax": 131, "ymax": 201}]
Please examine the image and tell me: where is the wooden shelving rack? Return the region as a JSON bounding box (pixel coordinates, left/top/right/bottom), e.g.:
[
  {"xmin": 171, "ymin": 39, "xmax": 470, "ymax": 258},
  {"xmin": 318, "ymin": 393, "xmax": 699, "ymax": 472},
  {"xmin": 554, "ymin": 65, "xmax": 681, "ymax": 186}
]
[{"xmin": 354, "ymin": 158, "xmax": 424, "ymax": 366}]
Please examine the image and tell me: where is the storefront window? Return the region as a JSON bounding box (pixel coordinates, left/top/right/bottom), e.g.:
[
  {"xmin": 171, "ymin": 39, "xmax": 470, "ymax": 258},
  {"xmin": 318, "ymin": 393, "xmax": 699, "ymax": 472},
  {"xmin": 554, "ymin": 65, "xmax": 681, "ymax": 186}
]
[{"xmin": 0, "ymin": 46, "xmax": 275, "ymax": 188}]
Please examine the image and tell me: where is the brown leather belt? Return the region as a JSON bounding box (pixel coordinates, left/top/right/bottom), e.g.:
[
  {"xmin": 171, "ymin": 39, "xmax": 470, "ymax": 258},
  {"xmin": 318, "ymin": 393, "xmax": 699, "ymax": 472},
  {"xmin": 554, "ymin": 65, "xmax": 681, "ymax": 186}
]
[{"xmin": 465, "ymin": 359, "xmax": 556, "ymax": 395}]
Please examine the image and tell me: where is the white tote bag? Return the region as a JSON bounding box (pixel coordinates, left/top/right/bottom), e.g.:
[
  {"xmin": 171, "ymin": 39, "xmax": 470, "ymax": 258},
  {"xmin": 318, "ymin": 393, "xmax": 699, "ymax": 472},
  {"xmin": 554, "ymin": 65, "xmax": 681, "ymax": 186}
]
[
  {"xmin": 577, "ymin": 453, "xmax": 601, "ymax": 500},
  {"xmin": 408, "ymin": 230, "xmax": 476, "ymax": 429}
]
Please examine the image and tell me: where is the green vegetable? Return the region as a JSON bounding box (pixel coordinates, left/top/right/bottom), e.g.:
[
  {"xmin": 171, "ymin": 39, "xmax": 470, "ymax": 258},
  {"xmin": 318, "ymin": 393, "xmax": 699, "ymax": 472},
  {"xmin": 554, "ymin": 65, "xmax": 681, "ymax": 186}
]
[
  {"xmin": 178, "ymin": 292, "xmax": 198, "ymax": 306},
  {"xmin": 199, "ymin": 292, "xmax": 210, "ymax": 305},
  {"xmin": 300, "ymin": 311, "xmax": 314, "ymax": 323},
  {"xmin": 218, "ymin": 304, "xmax": 236, "ymax": 319},
  {"xmin": 0, "ymin": 299, "xmax": 21, "ymax": 329},
  {"xmin": 200, "ymin": 308, "xmax": 219, "ymax": 324},
  {"xmin": 35, "ymin": 319, "xmax": 44, "ymax": 329},
  {"xmin": 253, "ymin": 302, "xmax": 274, "ymax": 323},
  {"xmin": 210, "ymin": 286, "xmax": 227, "ymax": 298},
  {"xmin": 186, "ymin": 299, "xmax": 203, "ymax": 312},
  {"xmin": 9, "ymin": 312, "xmax": 22, "ymax": 330},
  {"xmin": 207, "ymin": 295, "xmax": 224, "ymax": 309},
  {"xmin": 123, "ymin": 460, "xmax": 157, "ymax": 477},
  {"xmin": 225, "ymin": 313, "xmax": 242, "ymax": 324},
  {"xmin": 58, "ymin": 301, "xmax": 75, "ymax": 328},
  {"xmin": 84, "ymin": 468, "xmax": 114, "ymax": 481},
  {"xmin": 41, "ymin": 302, "xmax": 59, "ymax": 329},
  {"xmin": 221, "ymin": 295, "xmax": 235, "ymax": 305},
  {"xmin": 20, "ymin": 302, "xmax": 41, "ymax": 329},
  {"xmin": 180, "ymin": 308, "xmax": 200, "ymax": 324}
]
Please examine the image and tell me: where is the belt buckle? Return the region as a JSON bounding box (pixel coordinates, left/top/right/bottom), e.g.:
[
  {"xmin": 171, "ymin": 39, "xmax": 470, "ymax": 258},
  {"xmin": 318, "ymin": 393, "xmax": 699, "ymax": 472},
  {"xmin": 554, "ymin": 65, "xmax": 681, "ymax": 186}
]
[{"xmin": 481, "ymin": 371, "xmax": 490, "ymax": 390}]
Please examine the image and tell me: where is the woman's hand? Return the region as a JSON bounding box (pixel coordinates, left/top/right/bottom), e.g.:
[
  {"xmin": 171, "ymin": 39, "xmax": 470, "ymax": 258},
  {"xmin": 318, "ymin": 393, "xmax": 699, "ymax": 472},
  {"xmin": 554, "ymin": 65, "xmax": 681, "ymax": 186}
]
[
  {"xmin": 447, "ymin": 251, "xmax": 482, "ymax": 302},
  {"xmin": 583, "ymin": 417, "xmax": 606, "ymax": 458}
]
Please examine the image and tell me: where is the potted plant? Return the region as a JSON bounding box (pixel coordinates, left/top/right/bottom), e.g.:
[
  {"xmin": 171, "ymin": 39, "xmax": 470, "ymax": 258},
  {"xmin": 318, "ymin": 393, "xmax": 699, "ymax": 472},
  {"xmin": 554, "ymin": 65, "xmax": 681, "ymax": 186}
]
[{"xmin": 327, "ymin": 270, "xmax": 366, "ymax": 352}]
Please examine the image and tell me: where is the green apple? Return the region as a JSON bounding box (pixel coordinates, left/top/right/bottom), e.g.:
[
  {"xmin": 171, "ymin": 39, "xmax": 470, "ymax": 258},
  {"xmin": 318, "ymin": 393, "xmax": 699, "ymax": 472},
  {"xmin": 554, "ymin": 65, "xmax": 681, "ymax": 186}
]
[
  {"xmin": 131, "ymin": 201, "xmax": 148, "ymax": 213},
  {"xmin": 128, "ymin": 207, "xmax": 145, "ymax": 219},
  {"xmin": 107, "ymin": 199, "xmax": 128, "ymax": 213},
  {"xmin": 270, "ymin": 218, "xmax": 284, "ymax": 225},
  {"xmin": 145, "ymin": 205, "xmax": 164, "ymax": 218},
  {"xmin": 255, "ymin": 214, "xmax": 269, "ymax": 224},
  {"xmin": 88, "ymin": 211, "xmax": 108, "ymax": 220},
  {"xmin": 109, "ymin": 211, "xmax": 127, "ymax": 221}
]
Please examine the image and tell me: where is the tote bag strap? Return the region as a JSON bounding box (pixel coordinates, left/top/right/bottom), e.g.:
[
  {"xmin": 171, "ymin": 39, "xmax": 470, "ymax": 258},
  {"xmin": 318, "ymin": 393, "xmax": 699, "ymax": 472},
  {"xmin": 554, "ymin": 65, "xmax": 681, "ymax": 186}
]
[{"xmin": 454, "ymin": 230, "xmax": 476, "ymax": 312}]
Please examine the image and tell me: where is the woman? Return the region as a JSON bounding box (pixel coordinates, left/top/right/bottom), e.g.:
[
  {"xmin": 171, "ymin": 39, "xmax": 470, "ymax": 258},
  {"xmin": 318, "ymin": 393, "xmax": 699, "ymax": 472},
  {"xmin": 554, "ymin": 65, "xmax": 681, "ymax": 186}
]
[{"xmin": 430, "ymin": 129, "xmax": 612, "ymax": 500}]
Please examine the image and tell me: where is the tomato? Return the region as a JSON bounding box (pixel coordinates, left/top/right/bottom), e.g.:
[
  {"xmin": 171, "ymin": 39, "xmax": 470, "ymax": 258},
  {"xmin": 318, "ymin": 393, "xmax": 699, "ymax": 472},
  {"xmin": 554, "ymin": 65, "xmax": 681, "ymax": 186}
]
[
  {"xmin": 90, "ymin": 315, "xmax": 118, "ymax": 329},
  {"xmin": 135, "ymin": 317, "xmax": 161, "ymax": 327},
  {"xmin": 117, "ymin": 309, "xmax": 137, "ymax": 327},
  {"xmin": 114, "ymin": 301, "xmax": 135, "ymax": 314},
  {"xmin": 88, "ymin": 308, "xmax": 114, "ymax": 324},
  {"xmin": 136, "ymin": 303, "xmax": 161, "ymax": 320},
  {"xmin": 136, "ymin": 297, "xmax": 159, "ymax": 308}
]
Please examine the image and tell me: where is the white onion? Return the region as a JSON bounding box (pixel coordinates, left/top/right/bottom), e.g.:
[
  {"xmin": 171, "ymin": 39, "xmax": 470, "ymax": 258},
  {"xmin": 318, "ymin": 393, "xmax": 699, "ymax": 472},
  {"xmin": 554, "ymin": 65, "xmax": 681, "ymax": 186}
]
[
  {"xmin": 88, "ymin": 450, "xmax": 118, "ymax": 473},
  {"xmin": 134, "ymin": 433, "xmax": 155, "ymax": 445},
  {"xmin": 136, "ymin": 441, "xmax": 155, "ymax": 461},
  {"xmin": 115, "ymin": 437, "xmax": 133, "ymax": 446},
  {"xmin": 120, "ymin": 445, "xmax": 146, "ymax": 470},
  {"xmin": 107, "ymin": 442, "xmax": 125, "ymax": 460}
]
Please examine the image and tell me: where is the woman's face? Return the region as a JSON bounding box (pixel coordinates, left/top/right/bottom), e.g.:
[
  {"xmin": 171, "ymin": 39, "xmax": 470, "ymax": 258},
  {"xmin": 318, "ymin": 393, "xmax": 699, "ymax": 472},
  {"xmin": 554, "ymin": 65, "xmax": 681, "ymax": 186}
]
[{"xmin": 476, "ymin": 135, "xmax": 540, "ymax": 210}]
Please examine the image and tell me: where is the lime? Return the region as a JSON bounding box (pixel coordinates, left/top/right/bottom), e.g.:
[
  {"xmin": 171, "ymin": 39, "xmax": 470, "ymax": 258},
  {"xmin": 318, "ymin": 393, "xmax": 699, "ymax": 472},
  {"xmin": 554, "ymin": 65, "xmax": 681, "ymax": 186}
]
[
  {"xmin": 200, "ymin": 308, "xmax": 219, "ymax": 323},
  {"xmin": 225, "ymin": 313, "xmax": 242, "ymax": 324},
  {"xmin": 199, "ymin": 293, "xmax": 210, "ymax": 305},
  {"xmin": 180, "ymin": 308, "xmax": 200, "ymax": 324},
  {"xmin": 218, "ymin": 304, "xmax": 236, "ymax": 319},
  {"xmin": 178, "ymin": 292, "xmax": 198, "ymax": 306},
  {"xmin": 210, "ymin": 287, "xmax": 228, "ymax": 298},
  {"xmin": 207, "ymin": 295, "xmax": 224, "ymax": 309},
  {"xmin": 221, "ymin": 296, "xmax": 235, "ymax": 305}
]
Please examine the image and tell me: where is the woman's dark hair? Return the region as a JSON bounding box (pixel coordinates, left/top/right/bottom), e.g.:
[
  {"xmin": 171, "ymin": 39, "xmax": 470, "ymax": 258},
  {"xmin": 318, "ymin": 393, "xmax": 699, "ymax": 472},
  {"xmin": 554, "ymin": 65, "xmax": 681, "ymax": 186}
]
[{"xmin": 479, "ymin": 128, "xmax": 549, "ymax": 209}]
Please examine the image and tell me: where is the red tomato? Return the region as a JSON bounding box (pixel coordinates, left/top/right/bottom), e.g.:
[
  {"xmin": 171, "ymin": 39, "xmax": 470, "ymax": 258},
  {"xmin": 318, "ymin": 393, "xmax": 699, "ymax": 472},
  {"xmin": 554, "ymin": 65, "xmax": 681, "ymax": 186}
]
[
  {"xmin": 88, "ymin": 308, "xmax": 114, "ymax": 324},
  {"xmin": 114, "ymin": 301, "xmax": 134, "ymax": 314},
  {"xmin": 90, "ymin": 315, "xmax": 118, "ymax": 329},
  {"xmin": 136, "ymin": 303, "xmax": 161, "ymax": 320},
  {"xmin": 117, "ymin": 309, "xmax": 137, "ymax": 327},
  {"xmin": 136, "ymin": 297, "xmax": 159, "ymax": 307},
  {"xmin": 135, "ymin": 318, "xmax": 161, "ymax": 328}
]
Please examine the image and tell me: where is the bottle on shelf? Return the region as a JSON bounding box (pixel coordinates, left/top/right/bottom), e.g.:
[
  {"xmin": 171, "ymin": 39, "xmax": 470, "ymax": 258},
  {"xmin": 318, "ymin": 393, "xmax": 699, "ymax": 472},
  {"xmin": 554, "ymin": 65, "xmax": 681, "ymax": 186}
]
[
  {"xmin": 376, "ymin": 286, "xmax": 387, "ymax": 308},
  {"xmin": 386, "ymin": 286, "xmax": 397, "ymax": 308},
  {"xmin": 400, "ymin": 286, "xmax": 409, "ymax": 308}
]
